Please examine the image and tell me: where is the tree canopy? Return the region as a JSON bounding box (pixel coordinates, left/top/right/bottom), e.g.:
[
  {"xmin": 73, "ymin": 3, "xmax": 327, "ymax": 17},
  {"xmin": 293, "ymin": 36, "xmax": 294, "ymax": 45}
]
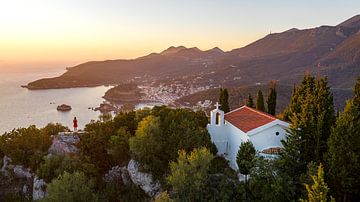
[
  {"xmin": 0, "ymin": 125, "xmax": 53, "ymax": 171},
  {"xmin": 236, "ymin": 141, "xmax": 256, "ymax": 180},
  {"xmin": 42, "ymin": 172, "xmax": 98, "ymax": 202},
  {"xmin": 129, "ymin": 107, "xmax": 215, "ymax": 180},
  {"xmin": 326, "ymin": 78, "xmax": 360, "ymax": 201},
  {"xmin": 167, "ymin": 147, "xmax": 214, "ymax": 201},
  {"xmin": 279, "ymin": 74, "xmax": 335, "ymax": 199}
]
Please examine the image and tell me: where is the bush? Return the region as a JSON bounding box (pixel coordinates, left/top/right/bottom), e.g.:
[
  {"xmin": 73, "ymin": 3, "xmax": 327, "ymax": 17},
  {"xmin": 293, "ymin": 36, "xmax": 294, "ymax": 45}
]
[
  {"xmin": 41, "ymin": 123, "xmax": 69, "ymax": 136},
  {"xmin": 129, "ymin": 107, "xmax": 215, "ymax": 180},
  {"xmin": 0, "ymin": 126, "xmax": 52, "ymax": 171},
  {"xmin": 36, "ymin": 155, "xmax": 83, "ymax": 183},
  {"xmin": 41, "ymin": 172, "xmax": 98, "ymax": 202}
]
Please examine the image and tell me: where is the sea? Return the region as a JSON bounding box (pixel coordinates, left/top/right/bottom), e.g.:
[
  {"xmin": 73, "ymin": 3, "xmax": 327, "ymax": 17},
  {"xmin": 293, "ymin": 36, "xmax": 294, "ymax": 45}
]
[{"xmin": 0, "ymin": 67, "xmax": 116, "ymax": 134}]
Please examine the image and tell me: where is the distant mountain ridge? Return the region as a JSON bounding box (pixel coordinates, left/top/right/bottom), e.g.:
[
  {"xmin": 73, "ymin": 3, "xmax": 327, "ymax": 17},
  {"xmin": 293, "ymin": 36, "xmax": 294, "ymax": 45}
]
[{"xmin": 26, "ymin": 15, "xmax": 360, "ymax": 90}]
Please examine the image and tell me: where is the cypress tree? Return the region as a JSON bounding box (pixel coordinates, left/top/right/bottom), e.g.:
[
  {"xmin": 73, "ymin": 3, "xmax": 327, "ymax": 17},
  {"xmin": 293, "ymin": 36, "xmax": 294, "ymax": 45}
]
[
  {"xmin": 256, "ymin": 90, "xmax": 265, "ymax": 112},
  {"xmin": 267, "ymin": 82, "xmax": 277, "ymax": 115},
  {"xmin": 278, "ymin": 74, "xmax": 335, "ymax": 199},
  {"xmin": 246, "ymin": 94, "xmax": 254, "ymax": 108},
  {"xmin": 326, "ymin": 78, "xmax": 360, "ymax": 201},
  {"xmin": 219, "ymin": 88, "xmax": 230, "ymax": 113},
  {"xmin": 218, "ymin": 88, "xmax": 224, "ymax": 109},
  {"xmin": 281, "ymin": 75, "xmax": 334, "ymax": 163}
]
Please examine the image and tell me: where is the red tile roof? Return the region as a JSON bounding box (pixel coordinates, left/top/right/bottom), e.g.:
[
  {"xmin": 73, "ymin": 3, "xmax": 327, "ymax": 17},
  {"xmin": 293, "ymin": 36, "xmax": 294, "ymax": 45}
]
[
  {"xmin": 261, "ymin": 147, "xmax": 282, "ymax": 154},
  {"xmin": 224, "ymin": 106, "xmax": 276, "ymax": 132}
]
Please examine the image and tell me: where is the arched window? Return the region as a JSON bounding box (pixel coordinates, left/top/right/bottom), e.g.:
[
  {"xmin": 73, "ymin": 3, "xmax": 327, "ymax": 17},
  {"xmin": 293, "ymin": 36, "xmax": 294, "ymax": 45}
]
[{"xmin": 216, "ymin": 112, "xmax": 221, "ymax": 125}]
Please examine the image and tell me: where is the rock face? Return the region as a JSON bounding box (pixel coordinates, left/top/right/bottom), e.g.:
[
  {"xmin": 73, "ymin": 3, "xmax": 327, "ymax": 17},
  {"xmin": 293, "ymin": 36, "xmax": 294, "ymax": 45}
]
[
  {"xmin": 103, "ymin": 165, "xmax": 131, "ymax": 187},
  {"xmin": 48, "ymin": 132, "xmax": 80, "ymax": 155},
  {"xmin": 103, "ymin": 166, "xmax": 123, "ymax": 185},
  {"xmin": 33, "ymin": 176, "xmax": 47, "ymax": 200},
  {"xmin": 127, "ymin": 160, "xmax": 161, "ymax": 197},
  {"xmin": 0, "ymin": 156, "xmax": 34, "ymax": 200}
]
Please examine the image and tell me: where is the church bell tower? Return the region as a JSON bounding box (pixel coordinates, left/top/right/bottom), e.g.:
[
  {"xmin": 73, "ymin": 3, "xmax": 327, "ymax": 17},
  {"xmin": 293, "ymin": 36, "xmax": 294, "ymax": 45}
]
[{"xmin": 210, "ymin": 102, "xmax": 224, "ymax": 126}]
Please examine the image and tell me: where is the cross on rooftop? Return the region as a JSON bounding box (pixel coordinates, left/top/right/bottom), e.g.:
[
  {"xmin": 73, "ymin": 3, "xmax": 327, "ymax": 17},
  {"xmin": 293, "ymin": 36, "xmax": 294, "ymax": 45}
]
[{"xmin": 215, "ymin": 102, "xmax": 221, "ymax": 109}]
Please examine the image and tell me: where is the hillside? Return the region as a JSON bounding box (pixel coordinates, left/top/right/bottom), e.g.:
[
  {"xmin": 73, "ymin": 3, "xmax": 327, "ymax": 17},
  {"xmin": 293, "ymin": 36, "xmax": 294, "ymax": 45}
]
[
  {"xmin": 25, "ymin": 15, "xmax": 360, "ymax": 108},
  {"xmin": 175, "ymin": 84, "xmax": 352, "ymax": 113},
  {"xmin": 27, "ymin": 15, "xmax": 360, "ymax": 90}
]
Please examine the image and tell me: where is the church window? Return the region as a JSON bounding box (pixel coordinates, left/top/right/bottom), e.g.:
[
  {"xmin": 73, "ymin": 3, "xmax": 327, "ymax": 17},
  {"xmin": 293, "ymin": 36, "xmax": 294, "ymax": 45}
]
[{"xmin": 275, "ymin": 132, "xmax": 279, "ymax": 136}]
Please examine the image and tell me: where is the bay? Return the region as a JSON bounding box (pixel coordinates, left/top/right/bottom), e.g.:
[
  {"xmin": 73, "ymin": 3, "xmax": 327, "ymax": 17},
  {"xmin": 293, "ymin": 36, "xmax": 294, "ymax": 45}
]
[{"xmin": 0, "ymin": 69, "xmax": 111, "ymax": 134}]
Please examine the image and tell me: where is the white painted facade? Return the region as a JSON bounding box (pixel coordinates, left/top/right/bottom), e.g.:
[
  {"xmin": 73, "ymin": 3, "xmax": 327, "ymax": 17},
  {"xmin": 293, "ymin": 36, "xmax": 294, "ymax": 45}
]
[{"xmin": 207, "ymin": 104, "xmax": 289, "ymax": 169}]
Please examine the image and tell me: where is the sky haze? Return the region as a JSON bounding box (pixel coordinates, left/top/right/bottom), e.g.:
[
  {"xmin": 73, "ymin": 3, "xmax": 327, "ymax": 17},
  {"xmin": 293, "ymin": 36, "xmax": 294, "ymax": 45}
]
[{"xmin": 1, "ymin": 0, "xmax": 359, "ymax": 70}]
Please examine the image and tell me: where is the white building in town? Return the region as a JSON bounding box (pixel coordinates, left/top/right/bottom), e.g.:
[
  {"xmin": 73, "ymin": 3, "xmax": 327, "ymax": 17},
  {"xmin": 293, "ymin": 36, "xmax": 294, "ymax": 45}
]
[{"xmin": 207, "ymin": 103, "xmax": 289, "ymax": 169}]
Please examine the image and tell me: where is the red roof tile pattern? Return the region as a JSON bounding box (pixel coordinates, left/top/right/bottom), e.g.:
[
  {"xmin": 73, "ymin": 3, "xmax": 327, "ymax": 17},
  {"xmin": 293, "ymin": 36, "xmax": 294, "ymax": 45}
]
[{"xmin": 224, "ymin": 106, "xmax": 276, "ymax": 132}]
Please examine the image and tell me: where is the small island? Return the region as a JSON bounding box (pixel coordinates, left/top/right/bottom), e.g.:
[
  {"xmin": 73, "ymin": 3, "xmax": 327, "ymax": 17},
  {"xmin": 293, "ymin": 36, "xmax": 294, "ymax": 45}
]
[{"xmin": 57, "ymin": 104, "xmax": 72, "ymax": 112}]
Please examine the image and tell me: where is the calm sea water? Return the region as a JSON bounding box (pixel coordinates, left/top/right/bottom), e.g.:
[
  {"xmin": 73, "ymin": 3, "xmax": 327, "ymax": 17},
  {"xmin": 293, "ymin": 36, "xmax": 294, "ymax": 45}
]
[{"xmin": 0, "ymin": 69, "xmax": 111, "ymax": 134}]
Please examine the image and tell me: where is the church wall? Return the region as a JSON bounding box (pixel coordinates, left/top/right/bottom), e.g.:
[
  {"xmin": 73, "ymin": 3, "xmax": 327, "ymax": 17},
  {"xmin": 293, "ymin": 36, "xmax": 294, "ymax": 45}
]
[
  {"xmin": 249, "ymin": 125, "xmax": 287, "ymax": 152},
  {"xmin": 207, "ymin": 124, "xmax": 228, "ymax": 155},
  {"xmin": 225, "ymin": 121, "xmax": 248, "ymax": 169}
]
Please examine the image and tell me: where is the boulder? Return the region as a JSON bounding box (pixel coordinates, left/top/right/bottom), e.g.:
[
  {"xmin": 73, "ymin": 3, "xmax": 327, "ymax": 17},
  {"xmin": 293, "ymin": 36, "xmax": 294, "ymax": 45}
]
[
  {"xmin": 127, "ymin": 160, "xmax": 161, "ymax": 198},
  {"xmin": 13, "ymin": 165, "xmax": 32, "ymax": 179},
  {"xmin": 48, "ymin": 132, "xmax": 80, "ymax": 155},
  {"xmin": 33, "ymin": 176, "xmax": 47, "ymax": 200}
]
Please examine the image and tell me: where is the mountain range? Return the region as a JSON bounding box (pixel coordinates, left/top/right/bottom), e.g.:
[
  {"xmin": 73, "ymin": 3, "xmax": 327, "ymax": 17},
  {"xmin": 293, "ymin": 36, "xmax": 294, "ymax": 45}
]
[{"xmin": 26, "ymin": 15, "xmax": 360, "ymax": 108}]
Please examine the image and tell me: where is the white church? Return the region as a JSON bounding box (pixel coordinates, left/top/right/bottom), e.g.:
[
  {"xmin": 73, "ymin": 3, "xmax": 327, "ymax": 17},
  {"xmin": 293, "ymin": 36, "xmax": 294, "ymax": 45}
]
[{"xmin": 207, "ymin": 103, "xmax": 289, "ymax": 169}]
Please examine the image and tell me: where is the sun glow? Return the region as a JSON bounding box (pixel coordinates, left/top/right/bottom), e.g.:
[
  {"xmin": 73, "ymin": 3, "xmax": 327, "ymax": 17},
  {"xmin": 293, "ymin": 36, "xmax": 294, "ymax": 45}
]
[{"xmin": 0, "ymin": 0, "xmax": 359, "ymax": 70}]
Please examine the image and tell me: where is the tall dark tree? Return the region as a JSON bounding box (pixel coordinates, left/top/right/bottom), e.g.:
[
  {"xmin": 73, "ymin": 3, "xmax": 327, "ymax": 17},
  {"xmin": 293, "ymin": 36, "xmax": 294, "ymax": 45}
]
[
  {"xmin": 256, "ymin": 90, "xmax": 265, "ymax": 112},
  {"xmin": 267, "ymin": 81, "xmax": 277, "ymax": 115},
  {"xmin": 219, "ymin": 88, "xmax": 230, "ymax": 113},
  {"xmin": 246, "ymin": 94, "xmax": 254, "ymax": 108},
  {"xmin": 283, "ymin": 75, "xmax": 334, "ymax": 163},
  {"xmin": 326, "ymin": 78, "xmax": 360, "ymax": 202},
  {"xmin": 278, "ymin": 74, "xmax": 335, "ymax": 199}
]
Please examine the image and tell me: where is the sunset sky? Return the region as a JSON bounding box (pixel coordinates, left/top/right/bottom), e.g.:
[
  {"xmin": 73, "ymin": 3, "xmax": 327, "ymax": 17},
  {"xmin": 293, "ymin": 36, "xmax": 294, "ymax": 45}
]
[{"xmin": 1, "ymin": 0, "xmax": 360, "ymax": 70}]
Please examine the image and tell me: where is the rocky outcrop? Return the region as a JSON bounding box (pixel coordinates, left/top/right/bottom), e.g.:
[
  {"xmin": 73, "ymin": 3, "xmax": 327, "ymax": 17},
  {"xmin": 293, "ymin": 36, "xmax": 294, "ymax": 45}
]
[
  {"xmin": 95, "ymin": 103, "xmax": 119, "ymax": 114},
  {"xmin": 48, "ymin": 132, "xmax": 80, "ymax": 155},
  {"xmin": 127, "ymin": 160, "xmax": 161, "ymax": 198},
  {"xmin": 33, "ymin": 176, "xmax": 47, "ymax": 200},
  {"xmin": 104, "ymin": 161, "xmax": 162, "ymax": 198},
  {"xmin": 0, "ymin": 157, "xmax": 34, "ymax": 200},
  {"xmin": 57, "ymin": 104, "xmax": 72, "ymax": 112},
  {"xmin": 0, "ymin": 131, "xmax": 79, "ymax": 200},
  {"xmin": 103, "ymin": 166, "xmax": 125, "ymax": 185}
]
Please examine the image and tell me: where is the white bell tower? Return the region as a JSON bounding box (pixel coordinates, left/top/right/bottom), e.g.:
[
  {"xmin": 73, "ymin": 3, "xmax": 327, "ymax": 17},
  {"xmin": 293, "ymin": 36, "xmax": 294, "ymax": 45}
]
[{"xmin": 210, "ymin": 102, "xmax": 224, "ymax": 126}]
